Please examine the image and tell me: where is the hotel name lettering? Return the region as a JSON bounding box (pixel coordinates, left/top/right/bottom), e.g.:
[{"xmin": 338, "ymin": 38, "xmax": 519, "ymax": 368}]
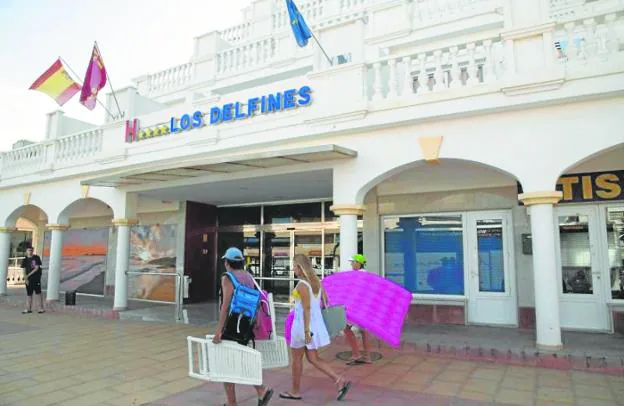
[
  {"xmin": 556, "ymin": 170, "xmax": 623, "ymax": 203},
  {"xmin": 125, "ymin": 86, "xmax": 312, "ymax": 143}
]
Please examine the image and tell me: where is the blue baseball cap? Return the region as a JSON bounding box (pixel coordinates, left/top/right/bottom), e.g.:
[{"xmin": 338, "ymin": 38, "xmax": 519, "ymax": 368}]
[{"xmin": 222, "ymin": 247, "xmax": 244, "ymax": 261}]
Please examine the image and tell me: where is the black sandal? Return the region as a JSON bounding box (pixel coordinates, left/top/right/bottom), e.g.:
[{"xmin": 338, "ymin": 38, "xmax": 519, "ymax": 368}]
[
  {"xmin": 337, "ymin": 381, "xmax": 352, "ymax": 401},
  {"xmin": 259, "ymin": 388, "xmax": 274, "ymax": 406},
  {"xmin": 279, "ymin": 392, "xmax": 302, "ymax": 400},
  {"xmin": 22, "ymin": 310, "xmax": 32, "ymax": 314}
]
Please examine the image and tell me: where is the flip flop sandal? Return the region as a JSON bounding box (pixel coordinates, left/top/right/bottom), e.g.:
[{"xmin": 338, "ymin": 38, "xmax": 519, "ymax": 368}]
[
  {"xmin": 22, "ymin": 310, "xmax": 32, "ymax": 314},
  {"xmin": 279, "ymin": 392, "xmax": 302, "ymax": 400},
  {"xmin": 346, "ymin": 357, "xmax": 371, "ymax": 365},
  {"xmin": 259, "ymin": 388, "xmax": 274, "ymax": 406},
  {"xmin": 337, "ymin": 381, "xmax": 352, "ymax": 401},
  {"xmin": 38, "ymin": 310, "xmax": 45, "ymax": 314}
]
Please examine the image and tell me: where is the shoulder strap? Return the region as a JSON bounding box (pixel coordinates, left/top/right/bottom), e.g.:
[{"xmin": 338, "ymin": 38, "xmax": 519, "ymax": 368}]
[
  {"xmin": 224, "ymin": 272, "xmax": 240, "ymax": 289},
  {"xmin": 296, "ymin": 279, "xmax": 313, "ymax": 296}
]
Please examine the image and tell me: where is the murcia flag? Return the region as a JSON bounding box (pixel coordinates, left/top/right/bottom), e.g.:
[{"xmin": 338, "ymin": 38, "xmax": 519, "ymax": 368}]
[
  {"xmin": 29, "ymin": 59, "xmax": 81, "ymax": 106},
  {"xmin": 80, "ymin": 44, "xmax": 107, "ymax": 110}
]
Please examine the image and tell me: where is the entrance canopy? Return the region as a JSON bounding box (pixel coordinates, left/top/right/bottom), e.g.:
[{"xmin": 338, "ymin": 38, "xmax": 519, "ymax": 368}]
[
  {"xmin": 81, "ymin": 144, "xmax": 356, "ymax": 206},
  {"xmin": 83, "ymin": 145, "xmax": 356, "ymax": 188}
]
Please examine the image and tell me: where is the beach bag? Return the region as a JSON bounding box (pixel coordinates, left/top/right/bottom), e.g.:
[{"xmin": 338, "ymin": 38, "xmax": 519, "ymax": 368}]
[
  {"xmin": 253, "ymin": 291, "xmax": 273, "ymax": 340},
  {"xmin": 221, "ymin": 272, "xmax": 261, "ymax": 346},
  {"xmin": 321, "ymin": 289, "xmax": 347, "ymax": 338}
]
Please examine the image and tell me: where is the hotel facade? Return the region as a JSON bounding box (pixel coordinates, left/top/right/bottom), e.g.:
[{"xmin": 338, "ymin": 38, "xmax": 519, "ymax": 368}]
[{"xmin": 1, "ymin": 0, "xmax": 623, "ymax": 350}]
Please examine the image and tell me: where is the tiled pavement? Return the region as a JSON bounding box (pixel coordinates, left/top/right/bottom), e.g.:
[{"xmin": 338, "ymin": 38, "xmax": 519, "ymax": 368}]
[{"xmin": 1, "ymin": 307, "xmax": 623, "ymax": 406}]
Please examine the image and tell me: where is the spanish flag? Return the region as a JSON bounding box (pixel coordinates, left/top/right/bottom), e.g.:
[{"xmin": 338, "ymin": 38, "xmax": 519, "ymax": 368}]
[{"xmin": 29, "ymin": 59, "xmax": 81, "ymax": 106}]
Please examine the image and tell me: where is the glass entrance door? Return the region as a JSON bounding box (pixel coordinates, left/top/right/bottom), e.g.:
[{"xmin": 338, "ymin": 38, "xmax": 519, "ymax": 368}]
[
  {"xmin": 556, "ymin": 206, "xmax": 610, "ymax": 331},
  {"xmin": 466, "ymin": 211, "xmax": 517, "ymax": 326}
]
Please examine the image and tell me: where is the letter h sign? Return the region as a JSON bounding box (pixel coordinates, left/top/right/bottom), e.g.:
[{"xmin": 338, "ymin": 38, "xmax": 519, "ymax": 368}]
[{"xmin": 125, "ymin": 119, "xmax": 139, "ymax": 143}]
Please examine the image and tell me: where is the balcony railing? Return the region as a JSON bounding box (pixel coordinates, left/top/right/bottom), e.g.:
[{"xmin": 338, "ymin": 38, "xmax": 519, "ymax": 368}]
[
  {"xmin": 552, "ymin": 10, "xmax": 624, "ymax": 65},
  {"xmin": 0, "ymin": 129, "xmax": 104, "ymax": 180},
  {"xmin": 411, "ymin": 0, "xmax": 502, "ymax": 27},
  {"xmin": 366, "ymin": 34, "xmax": 506, "ymax": 102},
  {"xmin": 549, "ymin": 0, "xmax": 624, "ymax": 21},
  {"xmin": 216, "ymin": 38, "xmax": 277, "ymax": 76}
]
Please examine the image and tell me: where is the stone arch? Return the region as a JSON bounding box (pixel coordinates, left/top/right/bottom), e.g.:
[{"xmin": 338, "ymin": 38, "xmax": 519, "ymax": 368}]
[
  {"xmin": 556, "ymin": 142, "xmax": 624, "ymax": 180},
  {"xmin": 57, "ymin": 198, "xmax": 115, "ymax": 226},
  {"xmin": 4, "ymin": 205, "xmax": 48, "ymax": 228},
  {"xmin": 354, "ymin": 158, "xmax": 522, "ymax": 205}
]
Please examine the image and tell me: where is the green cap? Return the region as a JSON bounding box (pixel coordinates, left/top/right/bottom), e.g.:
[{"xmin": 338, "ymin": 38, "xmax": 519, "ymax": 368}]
[{"xmin": 350, "ymin": 254, "xmax": 366, "ymax": 265}]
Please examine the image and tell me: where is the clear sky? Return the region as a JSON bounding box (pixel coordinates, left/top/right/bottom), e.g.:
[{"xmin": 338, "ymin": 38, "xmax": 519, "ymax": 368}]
[{"xmin": 0, "ymin": 0, "xmax": 251, "ymax": 151}]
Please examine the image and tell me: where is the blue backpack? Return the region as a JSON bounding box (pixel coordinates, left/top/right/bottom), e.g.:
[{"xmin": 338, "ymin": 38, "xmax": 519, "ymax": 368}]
[{"xmin": 221, "ymin": 272, "xmax": 262, "ymax": 346}]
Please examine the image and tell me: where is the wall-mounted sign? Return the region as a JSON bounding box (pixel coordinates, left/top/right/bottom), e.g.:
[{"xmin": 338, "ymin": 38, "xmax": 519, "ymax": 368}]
[
  {"xmin": 125, "ymin": 86, "xmax": 312, "ymax": 143},
  {"xmin": 517, "ymin": 170, "xmax": 624, "ymax": 204}
]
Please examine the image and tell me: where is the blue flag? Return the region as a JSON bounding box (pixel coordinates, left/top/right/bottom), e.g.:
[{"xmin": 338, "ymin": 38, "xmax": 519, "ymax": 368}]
[{"xmin": 286, "ymin": 0, "xmax": 312, "ymax": 47}]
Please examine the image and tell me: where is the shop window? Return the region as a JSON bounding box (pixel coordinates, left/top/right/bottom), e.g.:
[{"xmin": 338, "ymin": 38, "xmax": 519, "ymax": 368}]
[
  {"xmin": 607, "ymin": 207, "xmax": 624, "ymax": 300},
  {"xmin": 264, "ymin": 202, "xmax": 321, "ymax": 224},
  {"xmin": 384, "ymin": 215, "xmax": 464, "ymax": 295},
  {"xmin": 9, "ymin": 231, "xmax": 32, "ymax": 258},
  {"xmin": 218, "ymin": 206, "xmax": 261, "ymax": 227},
  {"xmin": 558, "ymin": 216, "xmax": 593, "ymax": 295}
]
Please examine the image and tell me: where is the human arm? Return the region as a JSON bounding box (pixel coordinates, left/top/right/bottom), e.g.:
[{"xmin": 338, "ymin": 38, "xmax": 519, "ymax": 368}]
[
  {"xmin": 297, "ymin": 284, "xmax": 312, "ymax": 344},
  {"xmin": 26, "ymin": 256, "xmax": 42, "ymax": 278},
  {"xmin": 213, "ymin": 275, "xmax": 233, "ymax": 343}
]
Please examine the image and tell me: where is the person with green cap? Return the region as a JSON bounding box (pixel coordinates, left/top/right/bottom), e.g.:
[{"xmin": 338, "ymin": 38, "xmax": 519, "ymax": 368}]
[{"xmin": 343, "ymin": 253, "xmax": 373, "ymax": 365}]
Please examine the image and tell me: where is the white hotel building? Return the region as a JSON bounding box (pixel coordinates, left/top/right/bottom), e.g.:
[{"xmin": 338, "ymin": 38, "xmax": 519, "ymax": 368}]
[{"xmin": 0, "ymin": 0, "xmax": 623, "ymax": 350}]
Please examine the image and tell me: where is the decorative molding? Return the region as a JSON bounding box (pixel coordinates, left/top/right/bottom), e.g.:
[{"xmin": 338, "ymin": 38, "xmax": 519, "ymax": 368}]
[
  {"xmin": 81, "ymin": 185, "xmax": 90, "ymax": 199},
  {"xmin": 112, "ymin": 218, "xmax": 139, "ymax": 226},
  {"xmin": 0, "ymin": 227, "xmax": 17, "ymax": 233},
  {"xmin": 307, "ymin": 62, "xmax": 367, "ymax": 80},
  {"xmin": 418, "ymin": 136, "xmax": 443, "ymax": 163},
  {"xmin": 330, "ymin": 204, "xmax": 366, "ymax": 216},
  {"xmin": 518, "ymin": 191, "xmax": 563, "ymax": 206},
  {"xmin": 45, "ymin": 224, "xmax": 70, "ymax": 231},
  {"xmin": 501, "ymin": 74, "xmax": 565, "ymax": 96},
  {"xmin": 304, "ymin": 109, "xmax": 368, "ymax": 127},
  {"xmin": 23, "ymin": 192, "xmax": 31, "ymax": 206},
  {"xmin": 501, "ymin": 22, "xmax": 556, "ymax": 41}
]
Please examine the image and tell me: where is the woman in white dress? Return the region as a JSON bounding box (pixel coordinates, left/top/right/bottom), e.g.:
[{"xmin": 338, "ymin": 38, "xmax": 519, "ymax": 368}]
[{"xmin": 279, "ymin": 254, "xmax": 352, "ymax": 401}]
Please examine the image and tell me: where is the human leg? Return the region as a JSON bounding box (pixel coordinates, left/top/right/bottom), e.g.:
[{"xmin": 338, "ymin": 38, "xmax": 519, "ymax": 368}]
[
  {"xmin": 306, "ymin": 349, "xmax": 352, "ymax": 401},
  {"xmin": 280, "ymin": 347, "xmax": 305, "ymax": 400},
  {"xmin": 223, "ymin": 382, "xmax": 237, "ymax": 406},
  {"xmin": 343, "ymin": 325, "xmax": 360, "ymax": 361}
]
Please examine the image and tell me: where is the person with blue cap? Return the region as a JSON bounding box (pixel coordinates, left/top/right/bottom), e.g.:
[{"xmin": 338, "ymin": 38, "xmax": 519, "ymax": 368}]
[{"xmin": 213, "ymin": 247, "xmax": 274, "ymax": 406}]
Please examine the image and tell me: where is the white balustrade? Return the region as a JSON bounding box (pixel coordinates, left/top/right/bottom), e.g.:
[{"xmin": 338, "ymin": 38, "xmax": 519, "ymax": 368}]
[
  {"xmin": 216, "ymin": 39, "xmax": 276, "ymax": 75},
  {"xmin": 550, "ymin": 0, "xmax": 624, "ymax": 21},
  {"xmin": 412, "ymin": 0, "xmax": 500, "ymax": 26},
  {"xmin": 145, "ymin": 62, "xmax": 193, "ymax": 95},
  {"xmin": 221, "ymin": 22, "xmax": 252, "ymax": 44},
  {"xmin": 1, "ymin": 143, "xmax": 45, "ymax": 178},
  {"xmin": 54, "ymin": 129, "xmax": 103, "ymax": 164},
  {"xmin": 272, "ymin": 0, "xmax": 326, "ymax": 30},
  {"xmin": 367, "ymin": 37, "xmax": 505, "ymax": 101},
  {"xmin": 552, "ymin": 11, "xmax": 623, "ymax": 64}
]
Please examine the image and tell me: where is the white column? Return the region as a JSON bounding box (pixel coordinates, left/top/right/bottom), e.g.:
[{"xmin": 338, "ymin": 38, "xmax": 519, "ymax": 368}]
[
  {"xmin": 330, "ymin": 205, "xmax": 365, "ymax": 272},
  {"xmin": 113, "ymin": 219, "xmax": 137, "ymax": 311},
  {"xmin": 519, "ymin": 191, "xmax": 563, "ymax": 350},
  {"xmin": 46, "ymin": 225, "xmax": 68, "ymax": 302},
  {"xmin": 0, "ymin": 227, "xmax": 16, "ymax": 296}
]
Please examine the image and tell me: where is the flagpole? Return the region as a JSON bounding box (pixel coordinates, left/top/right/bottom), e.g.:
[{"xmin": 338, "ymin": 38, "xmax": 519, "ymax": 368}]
[
  {"xmin": 310, "ymin": 31, "xmax": 333, "ymax": 66},
  {"xmin": 94, "ymin": 41, "xmax": 123, "ymax": 118},
  {"xmin": 60, "ymin": 57, "xmax": 116, "ymax": 120}
]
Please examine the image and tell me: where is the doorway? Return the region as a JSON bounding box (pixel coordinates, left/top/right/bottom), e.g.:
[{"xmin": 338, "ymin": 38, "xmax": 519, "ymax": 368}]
[
  {"xmin": 555, "ymin": 206, "xmax": 610, "ymax": 331},
  {"xmin": 466, "ymin": 211, "xmax": 518, "ymax": 326}
]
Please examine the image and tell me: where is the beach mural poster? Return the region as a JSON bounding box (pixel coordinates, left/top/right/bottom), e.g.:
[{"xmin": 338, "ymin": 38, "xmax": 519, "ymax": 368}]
[
  {"xmin": 41, "ymin": 228, "xmax": 109, "ymax": 295},
  {"xmin": 128, "ymin": 224, "xmax": 177, "ymax": 302}
]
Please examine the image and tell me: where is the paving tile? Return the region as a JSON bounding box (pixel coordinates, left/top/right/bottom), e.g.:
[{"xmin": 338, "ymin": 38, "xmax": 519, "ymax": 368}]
[
  {"xmin": 500, "ymin": 376, "xmax": 536, "ymax": 391},
  {"xmin": 456, "ymin": 389, "xmax": 495, "ymax": 402},
  {"xmin": 105, "ymin": 389, "xmax": 170, "ymax": 406},
  {"xmin": 446, "ymin": 361, "xmax": 479, "ymax": 372},
  {"xmin": 424, "ymin": 381, "xmax": 462, "ymax": 396},
  {"xmin": 0, "ymin": 389, "xmax": 28, "ymax": 405},
  {"xmin": 575, "ymin": 399, "xmax": 619, "ymax": 406},
  {"xmin": 495, "ymin": 388, "xmax": 535, "ymax": 405},
  {"xmin": 436, "ymin": 370, "xmax": 472, "ymax": 383},
  {"xmin": 571, "ymin": 371, "xmax": 609, "ymax": 387},
  {"xmin": 573, "ymin": 384, "xmax": 616, "ymax": 401},
  {"xmin": 70, "ymin": 378, "xmax": 121, "ymax": 395},
  {"xmin": 470, "ymin": 368, "xmax": 505, "ymax": 381},
  {"xmin": 20, "ymin": 388, "xmax": 81, "ymax": 406},
  {"xmin": 538, "ymin": 375, "xmax": 573, "ymax": 388},
  {"xmin": 461, "ymin": 378, "xmax": 500, "ymax": 395},
  {"xmin": 114, "ymin": 376, "xmax": 166, "ymax": 394},
  {"xmin": 55, "ymin": 389, "xmax": 125, "ymax": 406},
  {"xmin": 155, "ymin": 378, "xmax": 205, "ymax": 395},
  {"xmin": 536, "ymin": 387, "xmax": 575, "ymax": 403}
]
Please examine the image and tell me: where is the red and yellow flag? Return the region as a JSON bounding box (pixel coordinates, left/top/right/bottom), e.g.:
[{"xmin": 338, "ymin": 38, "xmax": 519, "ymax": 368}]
[{"xmin": 29, "ymin": 59, "xmax": 81, "ymax": 106}]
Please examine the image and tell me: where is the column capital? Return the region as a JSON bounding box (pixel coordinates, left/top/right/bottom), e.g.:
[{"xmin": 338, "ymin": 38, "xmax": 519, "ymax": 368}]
[
  {"xmin": 112, "ymin": 218, "xmax": 139, "ymax": 226},
  {"xmin": 518, "ymin": 191, "xmax": 563, "ymax": 206},
  {"xmin": 0, "ymin": 227, "xmax": 17, "ymax": 233},
  {"xmin": 45, "ymin": 224, "xmax": 69, "ymax": 231},
  {"xmin": 330, "ymin": 204, "xmax": 366, "ymax": 216}
]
